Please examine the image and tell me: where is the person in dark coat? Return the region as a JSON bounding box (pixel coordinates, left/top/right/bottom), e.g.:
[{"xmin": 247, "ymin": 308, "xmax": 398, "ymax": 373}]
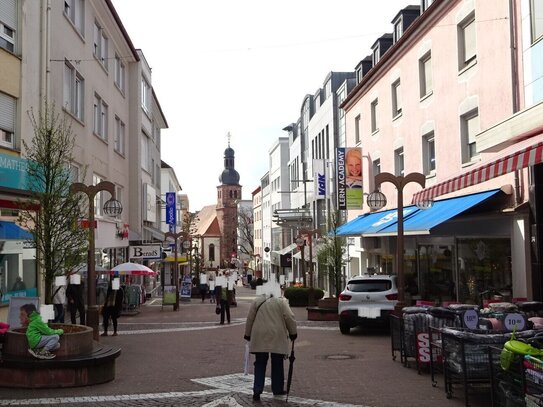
[
  {"xmin": 215, "ymin": 284, "xmax": 233, "ymax": 324},
  {"xmin": 66, "ymin": 282, "xmax": 85, "ymax": 325},
  {"xmin": 101, "ymin": 283, "xmax": 124, "ymax": 336}
]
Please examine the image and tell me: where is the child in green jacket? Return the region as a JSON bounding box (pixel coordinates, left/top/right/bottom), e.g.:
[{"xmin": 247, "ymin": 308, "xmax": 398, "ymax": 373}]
[{"xmin": 19, "ymin": 303, "xmax": 64, "ymax": 359}]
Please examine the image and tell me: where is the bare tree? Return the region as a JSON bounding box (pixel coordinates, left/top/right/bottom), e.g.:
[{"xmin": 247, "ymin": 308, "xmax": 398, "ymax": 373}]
[
  {"xmin": 19, "ymin": 102, "xmax": 88, "ymax": 303},
  {"xmin": 237, "ymin": 205, "xmax": 254, "ymax": 259}
]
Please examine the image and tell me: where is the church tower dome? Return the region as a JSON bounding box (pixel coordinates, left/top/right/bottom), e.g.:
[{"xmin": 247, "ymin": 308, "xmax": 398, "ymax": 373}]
[{"xmin": 219, "ymin": 134, "xmax": 240, "ymax": 185}]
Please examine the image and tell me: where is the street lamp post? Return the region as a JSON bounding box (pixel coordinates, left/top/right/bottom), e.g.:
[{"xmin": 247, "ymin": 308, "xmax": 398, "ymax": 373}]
[
  {"xmin": 164, "ymin": 230, "xmax": 189, "ymax": 311},
  {"xmin": 368, "ymin": 172, "xmax": 426, "ymax": 314},
  {"xmin": 70, "ymin": 181, "xmax": 122, "ymax": 340}
]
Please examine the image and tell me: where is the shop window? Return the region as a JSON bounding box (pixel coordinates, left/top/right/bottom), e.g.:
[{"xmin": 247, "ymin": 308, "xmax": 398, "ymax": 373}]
[
  {"xmin": 0, "ymin": 216, "xmax": 37, "ymax": 305},
  {"xmin": 456, "ymin": 238, "xmax": 511, "ymax": 304}
]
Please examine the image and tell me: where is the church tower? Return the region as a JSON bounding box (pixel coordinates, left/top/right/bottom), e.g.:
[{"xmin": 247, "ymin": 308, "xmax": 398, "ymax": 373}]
[{"xmin": 216, "ymin": 133, "xmax": 242, "ymax": 266}]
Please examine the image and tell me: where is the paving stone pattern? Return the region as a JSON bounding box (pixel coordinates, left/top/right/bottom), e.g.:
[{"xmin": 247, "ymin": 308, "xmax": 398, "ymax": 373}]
[{"xmin": 0, "ymin": 287, "xmax": 484, "ymax": 407}]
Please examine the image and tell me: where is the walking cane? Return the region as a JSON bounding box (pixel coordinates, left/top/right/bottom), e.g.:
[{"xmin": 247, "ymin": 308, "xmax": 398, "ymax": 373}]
[{"xmin": 286, "ymin": 339, "xmax": 296, "ymax": 402}]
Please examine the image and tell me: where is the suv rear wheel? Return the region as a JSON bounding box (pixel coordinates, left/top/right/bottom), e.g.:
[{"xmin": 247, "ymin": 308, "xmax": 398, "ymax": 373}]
[{"xmin": 339, "ymin": 322, "xmax": 351, "ymax": 335}]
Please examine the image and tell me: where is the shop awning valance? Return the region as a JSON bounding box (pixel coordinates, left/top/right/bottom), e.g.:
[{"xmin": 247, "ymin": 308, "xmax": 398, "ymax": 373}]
[
  {"xmin": 413, "ymin": 134, "xmax": 543, "ymax": 203},
  {"xmin": 0, "ymin": 221, "xmax": 33, "ymax": 240},
  {"xmin": 336, "ymin": 189, "xmax": 502, "ymax": 237}
]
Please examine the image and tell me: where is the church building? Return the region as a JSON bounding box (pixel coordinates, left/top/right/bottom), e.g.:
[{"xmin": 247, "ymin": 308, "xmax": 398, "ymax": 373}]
[{"xmin": 193, "ymin": 135, "xmax": 242, "ymax": 269}]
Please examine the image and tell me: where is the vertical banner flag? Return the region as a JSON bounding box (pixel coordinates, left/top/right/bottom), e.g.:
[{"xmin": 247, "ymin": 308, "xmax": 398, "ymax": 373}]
[
  {"xmin": 165, "ymin": 192, "xmax": 176, "ymax": 233},
  {"xmin": 337, "ymin": 147, "xmax": 363, "ymax": 210},
  {"xmin": 313, "ymin": 159, "xmax": 326, "ymax": 200},
  {"xmin": 336, "ymin": 148, "xmax": 346, "ymax": 210}
]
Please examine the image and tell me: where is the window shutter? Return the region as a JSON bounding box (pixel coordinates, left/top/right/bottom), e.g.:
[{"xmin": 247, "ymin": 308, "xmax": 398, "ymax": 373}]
[
  {"xmin": 0, "ymin": 92, "xmax": 16, "ymax": 132},
  {"xmin": 424, "ymin": 57, "xmax": 433, "ymax": 92},
  {"xmin": 463, "ymin": 19, "xmax": 476, "ymax": 62},
  {"xmin": 0, "ymin": 0, "xmax": 17, "ymax": 29},
  {"xmin": 466, "ymin": 113, "xmax": 479, "ymax": 144}
]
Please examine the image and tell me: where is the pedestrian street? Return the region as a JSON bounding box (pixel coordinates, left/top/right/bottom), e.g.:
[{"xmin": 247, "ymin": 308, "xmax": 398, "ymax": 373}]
[{"xmin": 0, "ymin": 287, "xmax": 471, "ymax": 407}]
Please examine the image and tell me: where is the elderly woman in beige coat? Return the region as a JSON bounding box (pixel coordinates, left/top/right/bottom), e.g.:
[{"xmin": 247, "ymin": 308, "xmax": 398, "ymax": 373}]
[{"xmin": 244, "ymin": 294, "xmax": 297, "ymax": 401}]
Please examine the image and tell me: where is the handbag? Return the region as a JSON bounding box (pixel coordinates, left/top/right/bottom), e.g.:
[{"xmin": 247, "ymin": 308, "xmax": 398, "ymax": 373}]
[{"xmin": 215, "ymin": 306, "xmax": 221, "ymax": 315}]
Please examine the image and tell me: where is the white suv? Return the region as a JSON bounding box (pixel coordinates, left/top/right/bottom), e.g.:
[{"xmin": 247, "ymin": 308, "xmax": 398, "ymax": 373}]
[{"xmin": 338, "ymin": 274, "xmax": 398, "ymax": 335}]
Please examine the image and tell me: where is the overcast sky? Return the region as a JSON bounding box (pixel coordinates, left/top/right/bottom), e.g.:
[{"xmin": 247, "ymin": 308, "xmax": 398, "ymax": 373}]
[{"xmin": 111, "ymin": 0, "xmax": 416, "ymax": 211}]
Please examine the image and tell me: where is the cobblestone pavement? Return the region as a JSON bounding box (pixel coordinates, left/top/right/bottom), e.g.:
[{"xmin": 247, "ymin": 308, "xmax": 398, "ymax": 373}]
[{"xmin": 0, "ymin": 288, "xmax": 485, "ymax": 407}]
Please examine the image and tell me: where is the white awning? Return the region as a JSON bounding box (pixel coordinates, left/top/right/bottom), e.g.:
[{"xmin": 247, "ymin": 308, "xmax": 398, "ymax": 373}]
[{"xmin": 272, "ymin": 242, "xmax": 298, "ymax": 256}]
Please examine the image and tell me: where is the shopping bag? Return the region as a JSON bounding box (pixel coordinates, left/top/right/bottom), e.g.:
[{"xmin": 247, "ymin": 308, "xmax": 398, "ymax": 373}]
[{"xmin": 244, "ymin": 342, "xmax": 251, "ymax": 375}]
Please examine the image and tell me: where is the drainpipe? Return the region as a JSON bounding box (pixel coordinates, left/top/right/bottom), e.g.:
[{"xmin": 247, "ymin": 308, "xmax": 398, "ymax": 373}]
[
  {"xmin": 40, "ymin": 0, "xmax": 51, "ymax": 105},
  {"xmin": 509, "ymin": 0, "xmax": 523, "ymax": 205}
]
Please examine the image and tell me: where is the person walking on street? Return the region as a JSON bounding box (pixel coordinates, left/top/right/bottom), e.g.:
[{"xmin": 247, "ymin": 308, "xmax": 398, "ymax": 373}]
[
  {"xmin": 52, "ymin": 283, "xmax": 66, "ymax": 323},
  {"xmin": 66, "ymin": 281, "xmax": 85, "ymax": 325},
  {"xmin": 101, "ymin": 283, "xmax": 123, "ymax": 336},
  {"xmin": 244, "ymin": 293, "xmax": 297, "ymax": 401},
  {"xmin": 215, "ymin": 284, "xmax": 233, "ymax": 324}
]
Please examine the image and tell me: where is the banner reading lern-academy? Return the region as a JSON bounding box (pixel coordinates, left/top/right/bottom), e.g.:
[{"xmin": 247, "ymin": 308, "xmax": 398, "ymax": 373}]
[
  {"xmin": 337, "ymin": 147, "xmax": 363, "ymax": 210},
  {"xmin": 336, "ymin": 148, "xmax": 346, "ymax": 210}
]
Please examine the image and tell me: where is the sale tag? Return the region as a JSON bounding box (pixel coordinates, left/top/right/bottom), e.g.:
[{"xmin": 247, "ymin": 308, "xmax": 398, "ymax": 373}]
[{"xmin": 504, "ymin": 313, "xmax": 526, "ymax": 331}]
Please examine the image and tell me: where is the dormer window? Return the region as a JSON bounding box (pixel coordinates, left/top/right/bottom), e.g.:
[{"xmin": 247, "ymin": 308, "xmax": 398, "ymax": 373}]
[
  {"xmin": 372, "ymin": 45, "xmax": 380, "ymax": 65},
  {"xmin": 422, "ymin": 0, "xmax": 434, "ymax": 12},
  {"xmin": 394, "ymin": 18, "xmax": 403, "ymax": 42}
]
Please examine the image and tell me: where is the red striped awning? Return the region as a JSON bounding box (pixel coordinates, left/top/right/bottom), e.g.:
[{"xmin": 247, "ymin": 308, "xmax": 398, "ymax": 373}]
[{"xmin": 413, "ymin": 136, "xmax": 543, "ymax": 203}]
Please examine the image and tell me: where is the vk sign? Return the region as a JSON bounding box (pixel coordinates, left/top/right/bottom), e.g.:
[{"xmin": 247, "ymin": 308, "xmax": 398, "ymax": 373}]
[{"xmin": 317, "ymin": 173, "xmax": 326, "ymax": 197}]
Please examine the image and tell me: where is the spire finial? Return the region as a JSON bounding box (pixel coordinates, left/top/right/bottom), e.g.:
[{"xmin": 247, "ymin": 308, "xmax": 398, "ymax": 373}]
[{"xmin": 227, "ymin": 131, "xmax": 231, "ymax": 147}]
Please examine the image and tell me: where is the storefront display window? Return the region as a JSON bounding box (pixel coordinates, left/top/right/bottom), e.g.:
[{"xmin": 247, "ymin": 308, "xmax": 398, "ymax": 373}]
[
  {"xmin": 0, "ymin": 215, "xmax": 37, "ymax": 305},
  {"xmin": 456, "ymin": 238, "xmax": 511, "ymax": 304},
  {"xmin": 417, "ymin": 244, "xmax": 455, "ymax": 304}
]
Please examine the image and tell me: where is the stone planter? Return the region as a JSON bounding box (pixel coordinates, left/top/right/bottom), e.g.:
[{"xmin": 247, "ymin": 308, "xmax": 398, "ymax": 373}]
[
  {"xmin": 4, "ymin": 324, "xmax": 93, "ymax": 358},
  {"xmin": 318, "ymin": 297, "xmax": 339, "ymax": 310},
  {"xmin": 0, "ymin": 324, "xmax": 120, "ymax": 388}
]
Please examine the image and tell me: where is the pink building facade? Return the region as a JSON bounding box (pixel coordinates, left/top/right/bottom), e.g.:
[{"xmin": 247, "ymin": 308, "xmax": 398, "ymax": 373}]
[{"xmin": 340, "ymin": 0, "xmax": 543, "ymax": 304}]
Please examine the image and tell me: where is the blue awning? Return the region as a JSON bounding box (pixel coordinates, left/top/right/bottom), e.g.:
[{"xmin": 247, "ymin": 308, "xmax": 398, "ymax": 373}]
[
  {"xmin": 0, "ymin": 221, "xmax": 33, "ymax": 240},
  {"xmin": 336, "ymin": 189, "xmax": 502, "ymax": 237}
]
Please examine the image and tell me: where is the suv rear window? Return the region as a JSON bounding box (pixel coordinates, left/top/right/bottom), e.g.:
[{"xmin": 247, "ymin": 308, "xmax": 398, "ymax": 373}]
[{"xmin": 346, "ymin": 280, "xmax": 392, "ymax": 292}]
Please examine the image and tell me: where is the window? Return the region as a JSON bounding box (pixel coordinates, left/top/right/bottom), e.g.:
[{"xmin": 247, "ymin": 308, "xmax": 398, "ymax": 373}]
[
  {"xmin": 209, "ymin": 244, "xmax": 215, "ymax": 262},
  {"xmin": 141, "ymin": 133, "xmax": 150, "ymax": 171},
  {"xmin": 355, "ymin": 115, "xmax": 361, "ymax": 144},
  {"xmin": 114, "ymin": 116, "xmax": 125, "ymax": 155},
  {"xmin": 419, "ymin": 52, "xmax": 433, "ymax": 98},
  {"xmin": 422, "ymin": 0, "xmax": 434, "ymax": 12},
  {"xmin": 370, "ymin": 99, "xmax": 379, "ymax": 133},
  {"xmin": 0, "ymin": 93, "xmax": 16, "ymax": 149},
  {"xmin": 391, "ymin": 79, "xmax": 402, "ymax": 117},
  {"xmin": 458, "ymin": 14, "xmax": 476, "ymax": 69},
  {"xmin": 0, "ymin": 21, "xmax": 15, "ymax": 52},
  {"xmin": 461, "ymin": 110, "xmax": 480, "ymax": 163},
  {"xmin": 93, "ymin": 94, "xmax": 108, "ymax": 140},
  {"xmin": 93, "ymin": 22, "xmax": 108, "ymax": 68},
  {"xmin": 372, "ymin": 45, "xmax": 380, "ymax": 66},
  {"xmin": 394, "ymin": 19, "xmax": 403, "ymax": 43},
  {"xmin": 0, "ymin": 1, "xmax": 16, "ymax": 53},
  {"xmin": 63, "ymin": 62, "xmax": 84, "ymax": 120},
  {"xmin": 141, "ymin": 77, "xmax": 151, "ymax": 113},
  {"xmin": 373, "ymin": 158, "xmax": 381, "ymax": 176},
  {"xmin": 114, "ymin": 55, "xmax": 125, "ymax": 92},
  {"xmin": 64, "ymin": 0, "xmax": 84, "ymax": 34},
  {"xmin": 93, "ymin": 174, "xmax": 105, "ymax": 217},
  {"xmin": 68, "ymin": 163, "xmax": 79, "ymax": 183},
  {"xmin": 115, "ymin": 185, "xmax": 123, "ymax": 218},
  {"xmin": 531, "ymin": 0, "xmax": 543, "ymax": 42},
  {"xmin": 395, "ymin": 148, "xmax": 404, "ymax": 176},
  {"xmin": 422, "ymin": 132, "xmax": 436, "ymax": 175}
]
